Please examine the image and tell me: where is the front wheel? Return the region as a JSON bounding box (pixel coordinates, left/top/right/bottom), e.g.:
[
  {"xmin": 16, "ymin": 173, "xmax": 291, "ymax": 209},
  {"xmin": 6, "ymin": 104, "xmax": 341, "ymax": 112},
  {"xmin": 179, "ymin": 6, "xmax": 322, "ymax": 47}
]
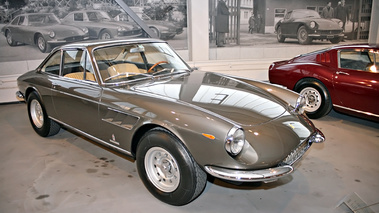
[
  {"xmin": 136, "ymin": 128, "xmax": 207, "ymax": 206},
  {"xmin": 295, "ymin": 79, "xmax": 332, "ymax": 119},
  {"xmin": 27, "ymin": 91, "xmax": 60, "ymax": 137},
  {"xmin": 5, "ymin": 30, "xmax": 17, "ymax": 46},
  {"xmin": 330, "ymin": 37, "xmax": 342, "ymax": 44},
  {"xmin": 36, "ymin": 35, "xmax": 50, "ymax": 53},
  {"xmin": 277, "ymin": 26, "xmax": 285, "ymax": 43},
  {"xmin": 297, "ymin": 26, "xmax": 312, "ymax": 45},
  {"xmin": 99, "ymin": 30, "xmax": 112, "ymax": 40}
]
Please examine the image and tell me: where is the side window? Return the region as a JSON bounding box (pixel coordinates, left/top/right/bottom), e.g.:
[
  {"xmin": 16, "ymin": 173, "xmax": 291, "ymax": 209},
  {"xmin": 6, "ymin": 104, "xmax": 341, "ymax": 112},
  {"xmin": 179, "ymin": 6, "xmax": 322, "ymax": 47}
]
[
  {"xmin": 40, "ymin": 51, "xmax": 61, "ymax": 75},
  {"xmin": 74, "ymin": 13, "xmax": 83, "ymax": 21},
  {"xmin": 62, "ymin": 49, "xmax": 96, "ymax": 82},
  {"xmin": 11, "ymin": 17, "xmax": 20, "ymax": 25},
  {"xmin": 339, "ymin": 50, "xmax": 373, "ymax": 71}
]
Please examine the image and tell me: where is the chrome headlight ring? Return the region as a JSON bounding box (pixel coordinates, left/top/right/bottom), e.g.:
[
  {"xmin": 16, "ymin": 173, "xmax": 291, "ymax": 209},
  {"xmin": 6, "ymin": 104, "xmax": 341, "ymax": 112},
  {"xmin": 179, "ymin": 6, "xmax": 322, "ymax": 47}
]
[
  {"xmin": 309, "ymin": 21, "xmax": 317, "ymax": 29},
  {"xmin": 225, "ymin": 127, "xmax": 245, "ymax": 156},
  {"xmin": 49, "ymin": 31, "xmax": 56, "ymax": 38},
  {"xmin": 292, "ymin": 95, "xmax": 306, "ymax": 114}
]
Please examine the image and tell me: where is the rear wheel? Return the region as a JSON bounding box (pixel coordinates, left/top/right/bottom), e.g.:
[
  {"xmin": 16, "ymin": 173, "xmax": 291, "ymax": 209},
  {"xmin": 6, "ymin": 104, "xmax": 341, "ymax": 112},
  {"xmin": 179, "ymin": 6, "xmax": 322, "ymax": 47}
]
[
  {"xmin": 27, "ymin": 91, "xmax": 60, "ymax": 137},
  {"xmin": 297, "ymin": 26, "xmax": 312, "ymax": 45},
  {"xmin": 136, "ymin": 127, "xmax": 207, "ymax": 206},
  {"xmin": 295, "ymin": 79, "xmax": 332, "ymax": 119}
]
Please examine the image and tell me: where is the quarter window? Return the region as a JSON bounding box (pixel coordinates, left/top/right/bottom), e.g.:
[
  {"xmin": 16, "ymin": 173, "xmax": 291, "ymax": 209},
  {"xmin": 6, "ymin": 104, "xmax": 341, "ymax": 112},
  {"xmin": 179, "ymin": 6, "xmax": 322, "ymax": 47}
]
[{"xmin": 339, "ymin": 50, "xmax": 377, "ymax": 72}]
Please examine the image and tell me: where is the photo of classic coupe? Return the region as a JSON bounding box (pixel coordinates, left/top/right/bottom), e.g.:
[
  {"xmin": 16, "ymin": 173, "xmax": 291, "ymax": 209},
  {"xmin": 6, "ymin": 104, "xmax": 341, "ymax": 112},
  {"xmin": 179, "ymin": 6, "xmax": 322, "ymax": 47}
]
[
  {"xmin": 112, "ymin": 12, "xmax": 183, "ymax": 40},
  {"xmin": 61, "ymin": 10, "xmax": 142, "ymax": 40},
  {"xmin": 1, "ymin": 13, "xmax": 89, "ymax": 53},
  {"xmin": 16, "ymin": 39, "xmax": 324, "ymax": 205},
  {"xmin": 269, "ymin": 44, "xmax": 379, "ymax": 121},
  {"xmin": 275, "ymin": 9, "xmax": 344, "ymax": 45}
]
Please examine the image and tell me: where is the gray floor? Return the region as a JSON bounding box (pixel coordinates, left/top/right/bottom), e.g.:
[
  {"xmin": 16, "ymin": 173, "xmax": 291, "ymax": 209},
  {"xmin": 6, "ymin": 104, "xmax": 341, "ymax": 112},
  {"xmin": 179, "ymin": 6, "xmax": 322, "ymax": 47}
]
[{"xmin": 0, "ymin": 102, "xmax": 378, "ymax": 213}]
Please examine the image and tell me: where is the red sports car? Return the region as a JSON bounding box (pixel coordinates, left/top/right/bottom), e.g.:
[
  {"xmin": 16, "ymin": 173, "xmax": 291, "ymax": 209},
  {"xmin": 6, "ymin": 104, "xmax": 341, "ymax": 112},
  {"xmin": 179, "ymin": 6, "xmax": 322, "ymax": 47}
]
[{"xmin": 269, "ymin": 44, "xmax": 379, "ymax": 121}]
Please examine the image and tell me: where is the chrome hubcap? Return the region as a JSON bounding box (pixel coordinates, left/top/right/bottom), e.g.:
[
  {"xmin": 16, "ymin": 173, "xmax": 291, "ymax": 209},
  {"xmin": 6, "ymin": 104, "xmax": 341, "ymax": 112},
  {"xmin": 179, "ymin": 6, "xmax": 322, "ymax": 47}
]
[
  {"xmin": 38, "ymin": 37, "xmax": 45, "ymax": 50},
  {"xmin": 144, "ymin": 147, "xmax": 180, "ymax": 192},
  {"xmin": 30, "ymin": 99, "xmax": 44, "ymax": 128},
  {"xmin": 300, "ymin": 87, "xmax": 321, "ymax": 112}
]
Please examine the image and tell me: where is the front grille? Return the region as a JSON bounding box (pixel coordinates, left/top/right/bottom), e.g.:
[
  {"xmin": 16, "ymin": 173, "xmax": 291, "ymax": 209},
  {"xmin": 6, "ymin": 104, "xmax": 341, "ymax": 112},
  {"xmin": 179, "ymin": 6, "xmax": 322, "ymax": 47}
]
[
  {"xmin": 318, "ymin": 30, "xmax": 342, "ymax": 35},
  {"xmin": 65, "ymin": 36, "xmax": 85, "ymax": 42},
  {"xmin": 122, "ymin": 29, "xmax": 142, "ymax": 36},
  {"xmin": 280, "ymin": 140, "xmax": 310, "ymax": 166}
]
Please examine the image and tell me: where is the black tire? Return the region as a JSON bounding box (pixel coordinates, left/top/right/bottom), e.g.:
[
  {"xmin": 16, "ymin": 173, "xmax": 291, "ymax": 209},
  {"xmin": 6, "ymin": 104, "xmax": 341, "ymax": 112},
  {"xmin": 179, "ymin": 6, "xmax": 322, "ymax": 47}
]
[
  {"xmin": 99, "ymin": 30, "xmax": 112, "ymax": 40},
  {"xmin": 294, "ymin": 79, "xmax": 332, "ymax": 119},
  {"xmin": 330, "ymin": 37, "xmax": 342, "ymax": 44},
  {"xmin": 149, "ymin": 27, "xmax": 161, "ymax": 39},
  {"xmin": 297, "ymin": 26, "xmax": 312, "ymax": 45},
  {"xmin": 136, "ymin": 127, "xmax": 207, "ymax": 206},
  {"xmin": 5, "ymin": 30, "xmax": 17, "ymax": 46},
  {"xmin": 27, "ymin": 91, "xmax": 60, "ymax": 137},
  {"xmin": 277, "ymin": 26, "xmax": 285, "ymax": 43},
  {"xmin": 36, "ymin": 34, "xmax": 50, "ymax": 53}
]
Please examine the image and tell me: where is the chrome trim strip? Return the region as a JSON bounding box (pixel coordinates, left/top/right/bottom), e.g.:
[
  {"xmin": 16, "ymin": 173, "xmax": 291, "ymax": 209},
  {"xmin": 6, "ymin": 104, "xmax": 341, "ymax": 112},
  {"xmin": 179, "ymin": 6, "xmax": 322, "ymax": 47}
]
[
  {"xmin": 49, "ymin": 117, "xmax": 133, "ymax": 157},
  {"xmin": 204, "ymin": 165, "xmax": 293, "ymax": 183},
  {"xmin": 334, "ymin": 104, "xmax": 379, "ymax": 118}
]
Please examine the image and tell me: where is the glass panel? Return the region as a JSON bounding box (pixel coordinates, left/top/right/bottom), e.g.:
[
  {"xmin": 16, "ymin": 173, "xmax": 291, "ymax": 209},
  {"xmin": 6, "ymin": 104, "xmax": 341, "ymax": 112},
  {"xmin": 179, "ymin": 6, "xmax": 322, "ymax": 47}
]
[
  {"xmin": 41, "ymin": 51, "xmax": 61, "ymax": 75},
  {"xmin": 339, "ymin": 50, "xmax": 374, "ymax": 71}
]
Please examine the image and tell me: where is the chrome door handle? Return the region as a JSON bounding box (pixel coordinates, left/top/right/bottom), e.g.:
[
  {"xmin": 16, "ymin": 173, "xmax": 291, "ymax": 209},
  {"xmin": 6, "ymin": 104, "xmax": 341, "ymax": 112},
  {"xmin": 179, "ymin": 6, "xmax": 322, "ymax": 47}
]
[{"xmin": 336, "ymin": 71, "xmax": 350, "ymax": 75}]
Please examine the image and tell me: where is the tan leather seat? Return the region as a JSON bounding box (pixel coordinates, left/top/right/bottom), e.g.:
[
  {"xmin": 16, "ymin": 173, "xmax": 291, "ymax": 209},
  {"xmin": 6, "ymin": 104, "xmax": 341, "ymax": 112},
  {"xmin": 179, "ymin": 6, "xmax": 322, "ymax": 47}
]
[
  {"xmin": 64, "ymin": 72, "xmax": 95, "ymax": 81},
  {"xmin": 107, "ymin": 63, "xmax": 145, "ymax": 76}
]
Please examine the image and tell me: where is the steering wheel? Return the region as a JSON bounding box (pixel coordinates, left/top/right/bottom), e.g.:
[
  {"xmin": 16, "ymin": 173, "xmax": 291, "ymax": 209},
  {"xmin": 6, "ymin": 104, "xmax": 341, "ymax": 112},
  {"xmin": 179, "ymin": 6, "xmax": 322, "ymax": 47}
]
[{"xmin": 148, "ymin": 61, "xmax": 169, "ymax": 73}]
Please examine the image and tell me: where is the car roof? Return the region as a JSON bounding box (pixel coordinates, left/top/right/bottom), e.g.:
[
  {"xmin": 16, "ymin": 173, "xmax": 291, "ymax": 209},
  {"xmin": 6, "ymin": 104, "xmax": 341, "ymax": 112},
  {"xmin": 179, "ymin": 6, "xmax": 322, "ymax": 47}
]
[
  {"xmin": 58, "ymin": 38, "xmax": 165, "ymax": 50},
  {"xmin": 329, "ymin": 44, "xmax": 379, "ymax": 50}
]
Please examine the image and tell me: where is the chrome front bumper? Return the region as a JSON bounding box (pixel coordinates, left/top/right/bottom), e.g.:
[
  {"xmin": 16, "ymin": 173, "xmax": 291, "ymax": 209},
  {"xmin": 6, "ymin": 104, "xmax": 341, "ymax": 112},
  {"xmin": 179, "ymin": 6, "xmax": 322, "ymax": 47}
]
[
  {"xmin": 204, "ymin": 129, "xmax": 325, "ymax": 183},
  {"xmin": 204, "ymin": 165, "xmax": 294, "ymax": 183}
]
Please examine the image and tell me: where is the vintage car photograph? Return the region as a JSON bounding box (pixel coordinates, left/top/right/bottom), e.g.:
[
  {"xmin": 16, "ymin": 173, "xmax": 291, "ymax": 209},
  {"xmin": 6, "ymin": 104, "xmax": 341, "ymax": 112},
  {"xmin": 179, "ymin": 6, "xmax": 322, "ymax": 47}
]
[
  {"xmin": 61, "ymin": 10, "xmax": 142, "ymax": 40},
  {"xmin": 275, "ymin": 9, "xmax": 344, "ymax": 45},
  {"xmin": 16, "ymin": 38, "xmax": 324, "ymax": 206},
  {"xmin": 112, "ymin": 11, "xmax": 183, "ymax": 40},
  {"xmin": 269, "ymin": 44, "xmax": 379, "ymax": 121},
  {"xmin": 1, "ymin": 13, "xmax": 89, "ymax": 52}
]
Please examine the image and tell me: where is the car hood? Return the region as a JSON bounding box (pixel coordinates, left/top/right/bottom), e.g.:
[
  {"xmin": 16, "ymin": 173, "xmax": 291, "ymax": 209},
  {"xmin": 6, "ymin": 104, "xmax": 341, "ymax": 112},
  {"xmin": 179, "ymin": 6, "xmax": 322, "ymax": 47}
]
[
  {"xmin": 299, "ymin": 18, "xmax": 341, "ymax": 30},
  {"xmin": 132, "ymin": 71, "xmax": 289, "ymax": 126}
]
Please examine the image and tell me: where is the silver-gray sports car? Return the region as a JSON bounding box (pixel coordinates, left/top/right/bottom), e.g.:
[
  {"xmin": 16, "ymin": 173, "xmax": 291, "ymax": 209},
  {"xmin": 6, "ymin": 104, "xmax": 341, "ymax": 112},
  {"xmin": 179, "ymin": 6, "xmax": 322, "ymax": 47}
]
[
  {"xmin": 16, "ymin": 39, "xmax": 324, "ymax": 206},
  {"xmin": 1, "ymin": 13, "xmax": 89, "ymax": 53}
]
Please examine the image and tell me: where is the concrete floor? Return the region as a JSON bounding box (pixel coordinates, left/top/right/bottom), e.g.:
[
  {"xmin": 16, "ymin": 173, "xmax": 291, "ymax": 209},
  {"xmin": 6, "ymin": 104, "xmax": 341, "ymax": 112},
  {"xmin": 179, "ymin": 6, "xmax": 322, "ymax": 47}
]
[{"xmin": 0, "ymin": 102, "xmax": 378, "ymax": 213}]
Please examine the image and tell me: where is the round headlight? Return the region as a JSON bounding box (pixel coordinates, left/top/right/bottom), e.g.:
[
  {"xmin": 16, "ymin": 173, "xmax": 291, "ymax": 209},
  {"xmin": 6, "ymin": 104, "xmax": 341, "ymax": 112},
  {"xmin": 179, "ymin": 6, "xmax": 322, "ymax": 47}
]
[
  {"xmin": 225, "ymin": 127, "xmax": 245, "ymax": 156},
  {"xmin": 49, "ymin": 31, "xmax": 55, "ymax": 38},
  {"xmin": 117, "ymin": 26, "xmax": 127, "ymax": 32},
  {"xmin": 82, "ymin": 27, "xmax": 88, "ymax": 34},
  {"xmin": 310, "ymin": 21, "xmax": 316, "ymax": 29}
]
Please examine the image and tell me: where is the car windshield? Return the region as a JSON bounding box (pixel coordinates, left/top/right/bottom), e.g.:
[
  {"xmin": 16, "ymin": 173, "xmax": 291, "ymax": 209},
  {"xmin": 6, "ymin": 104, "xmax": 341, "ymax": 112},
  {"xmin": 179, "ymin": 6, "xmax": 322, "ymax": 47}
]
[
  {"xmin": 93, "ymin": 42, "xmax": 190, "ymax": 83},
  {"xmin": 28, "ymin": 14, "xmax": 60, "ymax": 25},
  {"xmin": 292, "ymin": 10, "xmax": 321, "ymax": 19}
]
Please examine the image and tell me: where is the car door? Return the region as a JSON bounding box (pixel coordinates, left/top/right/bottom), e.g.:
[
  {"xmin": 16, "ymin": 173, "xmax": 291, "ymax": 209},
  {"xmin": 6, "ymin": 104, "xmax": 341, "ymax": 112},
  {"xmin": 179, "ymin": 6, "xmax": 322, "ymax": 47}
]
[
  {"xmin": 51, "ymin": 48, "xmax": 102, "ymax": 137},
  {"xmin": 333, "ymin": 49, "xmax": 379, "ymax": 115}
]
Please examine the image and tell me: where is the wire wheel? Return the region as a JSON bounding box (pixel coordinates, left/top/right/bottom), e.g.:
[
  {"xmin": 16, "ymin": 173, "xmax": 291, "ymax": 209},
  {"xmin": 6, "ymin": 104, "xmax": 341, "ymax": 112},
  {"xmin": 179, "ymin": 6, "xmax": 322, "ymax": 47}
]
[{"xmin": 144, "ymin": 147, "xmax": 180, "ymax": 193}]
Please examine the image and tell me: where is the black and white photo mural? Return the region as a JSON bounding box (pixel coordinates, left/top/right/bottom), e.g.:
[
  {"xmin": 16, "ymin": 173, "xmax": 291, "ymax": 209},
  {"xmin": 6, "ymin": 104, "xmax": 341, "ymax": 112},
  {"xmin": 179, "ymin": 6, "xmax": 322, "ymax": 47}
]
[
  {"xmin": 209, "ymin": 0, "xmax": 372, "ymax": 47},
  {"xmin": 0, "ymin": 0, "xmax": 188, "ymax": 63}
]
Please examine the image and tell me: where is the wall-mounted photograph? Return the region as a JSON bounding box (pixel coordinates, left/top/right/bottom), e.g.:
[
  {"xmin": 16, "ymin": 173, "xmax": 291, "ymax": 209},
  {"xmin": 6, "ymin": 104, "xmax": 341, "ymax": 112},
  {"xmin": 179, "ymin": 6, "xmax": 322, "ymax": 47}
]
[
  {"xmin": 0, "ymin": 0, "xmax": 188, "ymax": 63},
  {"xmin": 209, "ymin": 0, "xmax": 372, "ymax": 47}
]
